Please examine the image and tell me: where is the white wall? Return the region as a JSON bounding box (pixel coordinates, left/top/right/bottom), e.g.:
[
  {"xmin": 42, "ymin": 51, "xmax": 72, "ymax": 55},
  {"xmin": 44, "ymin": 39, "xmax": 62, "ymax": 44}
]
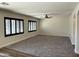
[
  {"xmin": 40, "ymin": 15, "xmax": 70, "ymax": 37},
  {"xmin": 69, "ymin": 4, "xmax": 79, "ymax": 54},
  {"xmin": 0, "ymin": 10, "xmax": 40, "ymax": 48},
  {"xmin": 69, "ymin": 12, "xmax": 76, "ymax": 45}
]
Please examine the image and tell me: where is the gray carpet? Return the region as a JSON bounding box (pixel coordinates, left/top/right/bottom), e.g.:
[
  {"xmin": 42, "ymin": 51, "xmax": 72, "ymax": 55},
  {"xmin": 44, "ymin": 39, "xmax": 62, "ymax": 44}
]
[{"xmin": 7, "ymin": 35, "xmax": 78, "ymax": 57}]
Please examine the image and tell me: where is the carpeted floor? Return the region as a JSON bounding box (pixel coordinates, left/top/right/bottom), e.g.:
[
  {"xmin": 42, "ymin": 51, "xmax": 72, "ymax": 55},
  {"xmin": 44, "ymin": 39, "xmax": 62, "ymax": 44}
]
[{"xmin": 6, "ymin": 35, "xmax": 78, "ymax": 57}]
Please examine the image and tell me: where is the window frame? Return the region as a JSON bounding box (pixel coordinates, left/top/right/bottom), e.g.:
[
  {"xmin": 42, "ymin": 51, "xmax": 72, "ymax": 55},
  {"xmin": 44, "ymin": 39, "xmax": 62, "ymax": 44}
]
[
  {"xmin": 4, "ymin": 17, "xmax": 24, "ymax": 37},
  {"xmin": 28, "ymin": 20, "xmax": 37, "ymax": 32}
]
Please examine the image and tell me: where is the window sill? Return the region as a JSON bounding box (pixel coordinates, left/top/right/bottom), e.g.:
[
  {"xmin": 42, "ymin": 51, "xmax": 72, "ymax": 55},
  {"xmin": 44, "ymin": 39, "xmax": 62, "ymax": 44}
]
[{"xmin": 28, "ymin": 30, "xmax": 37, "ymax": 32}]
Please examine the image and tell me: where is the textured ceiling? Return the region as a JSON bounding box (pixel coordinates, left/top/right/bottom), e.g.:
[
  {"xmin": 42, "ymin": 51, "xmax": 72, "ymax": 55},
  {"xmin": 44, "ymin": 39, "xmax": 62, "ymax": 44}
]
[{"xmin": 0, "ymin": 2, "xmax": 78, "ymax": 18}]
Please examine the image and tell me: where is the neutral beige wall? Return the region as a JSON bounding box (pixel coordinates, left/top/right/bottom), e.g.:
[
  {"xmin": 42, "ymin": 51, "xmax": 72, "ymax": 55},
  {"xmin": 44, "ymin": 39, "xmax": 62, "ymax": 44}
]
[
  {"xmin": 40, "ymin": 15, "xmax": 70, "ymax": 37},
  {"xmin": 0, "ymin": 10, "xmax": 40, "ymax": 48}
]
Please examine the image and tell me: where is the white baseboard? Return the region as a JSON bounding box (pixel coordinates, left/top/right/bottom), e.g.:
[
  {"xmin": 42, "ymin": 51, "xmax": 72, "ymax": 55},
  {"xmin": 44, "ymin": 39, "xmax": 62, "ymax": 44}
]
[{"xmin": 40, "ymin": 34, "xmax": 69, "ymax": 38}]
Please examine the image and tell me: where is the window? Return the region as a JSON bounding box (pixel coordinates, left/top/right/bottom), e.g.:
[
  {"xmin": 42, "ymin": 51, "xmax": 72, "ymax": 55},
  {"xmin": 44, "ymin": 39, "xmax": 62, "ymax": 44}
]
[
  {"xmin": 28, "ymin": 20, "xmax": 37, "ymax": 32},
  {"xmin": 12, "ymin": 20, "xmax": 16, "ymax": 34},
  {"xmin": 4, "ymin": 17, "xmax": 24, "ymax": 37}
]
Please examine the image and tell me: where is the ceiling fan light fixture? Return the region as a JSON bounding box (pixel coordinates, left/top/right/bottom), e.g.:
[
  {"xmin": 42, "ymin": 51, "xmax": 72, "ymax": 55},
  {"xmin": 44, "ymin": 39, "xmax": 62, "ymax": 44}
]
[{"xmin": 45, "ymin": 14, "xmax": 49, "ymax": 18}]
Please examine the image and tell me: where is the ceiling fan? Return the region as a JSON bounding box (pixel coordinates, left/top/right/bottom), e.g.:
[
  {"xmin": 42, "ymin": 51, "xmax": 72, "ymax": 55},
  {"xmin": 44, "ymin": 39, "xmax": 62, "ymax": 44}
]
[{"xmin": 45, "ymin": 14, "xmax": 52, "ymax": 18}]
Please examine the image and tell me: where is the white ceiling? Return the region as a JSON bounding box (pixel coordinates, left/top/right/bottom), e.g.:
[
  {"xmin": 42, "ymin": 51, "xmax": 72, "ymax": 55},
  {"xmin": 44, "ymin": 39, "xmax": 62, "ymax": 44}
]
[{"xmin": 0, "ymin": 2, "xmax": 78, "ymax": 19}]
